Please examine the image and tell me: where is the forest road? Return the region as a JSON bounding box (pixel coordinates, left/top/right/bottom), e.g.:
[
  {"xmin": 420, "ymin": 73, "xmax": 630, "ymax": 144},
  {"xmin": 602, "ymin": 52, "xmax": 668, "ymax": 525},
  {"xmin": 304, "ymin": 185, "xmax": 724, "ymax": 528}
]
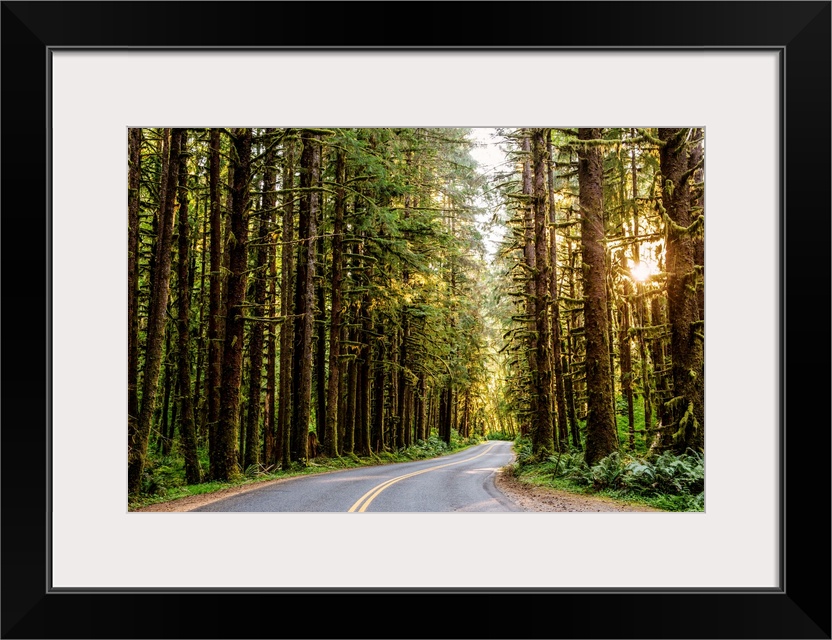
[{"xmin": 190, "ymin": 441, "xmax": 521, "ymax": 512}]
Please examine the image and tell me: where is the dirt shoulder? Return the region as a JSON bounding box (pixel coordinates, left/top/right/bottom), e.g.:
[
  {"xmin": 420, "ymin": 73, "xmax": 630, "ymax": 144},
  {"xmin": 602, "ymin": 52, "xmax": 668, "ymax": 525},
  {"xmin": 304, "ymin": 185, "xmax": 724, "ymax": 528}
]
[
  {"xmin": 493, "ymin": 470, "xmax": 661, "ymax": 512},
  {"xmin": 133, "ymin": 475, "xmax": 305, "ymax": 512}
]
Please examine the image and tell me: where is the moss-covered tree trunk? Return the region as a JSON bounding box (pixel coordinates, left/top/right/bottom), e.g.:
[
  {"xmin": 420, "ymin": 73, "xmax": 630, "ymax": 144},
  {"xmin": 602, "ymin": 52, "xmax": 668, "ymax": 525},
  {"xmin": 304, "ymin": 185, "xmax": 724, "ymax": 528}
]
[
  {"xmin": 278, "ymin": 139, "xmax": 295, "ymax": 470},
  {"xmin": 658, "ymin": 127, "xmax": 704, "ymax": 453},
  {"xmin": 578, "ymin": 128, "xmax": 618, "ymax": 465},
  {"xmin": 244, "ymin": 132, "xmax": 277, "ymax": 470},
  {"xmin": 629, "ymin": 134, "xmax": 653, "ymax": 448},
  {"xmin": 530, "ymin": 129, "xmax": 555, "ymax": 456},
  {"xmin": 519, "ymin": 130, "xmax": 538, "ymax": 437},
  {"xmin": 207, "ymin": 128, "xmax": 224, "ymax": 479},
  {"xmin": 215, "ymin": 128, "xmax": 252, "ymax": 481},
  {"xmin": 690, "ymin": 128, "xmax": 705, "ymax": 323},
  {"xmin": 264, "ymin": 170, "xmax": 278, "ymax": 466},
  {"xmin": 324, "ymin": 147, "xmax": 346, "ymax": 458},
  {"xmin": 314, "ymin": 203, "xmax": 327, "ymax": 454},
  {"xmin": 290, "ymin": 130, "xmax": 321, "ymax": 463},
  {"xmin": 546, "ymin": 131, "xmax": 569, "ymax": 451},
  {"xmin": 415, "ymin": 373, "xmax": 426, "ymax": 441},
  {"xmin": 194, "ymin": 195, "xmax": 209, "ymax": 440},
  {"xmin": 175, "ymin": 134, "xmax": 202, "ymax": 484},
  {"xmin": 371, "ymin": 333, "xmax": 386, "ymax": 452},
  {"xmin": 618, "ymin": 279, "xmax": 635, "ymax": 452},
  {"xmin": 127, "ymin": 128, "xmax": 141, "ymax": 434},
  {"xmin": 356, "ymin": 293, "xmax": 372, "ymax": 456},
  {"xmin": 128, "ymin": 128, "xmax": 181, "ymax": 495}
]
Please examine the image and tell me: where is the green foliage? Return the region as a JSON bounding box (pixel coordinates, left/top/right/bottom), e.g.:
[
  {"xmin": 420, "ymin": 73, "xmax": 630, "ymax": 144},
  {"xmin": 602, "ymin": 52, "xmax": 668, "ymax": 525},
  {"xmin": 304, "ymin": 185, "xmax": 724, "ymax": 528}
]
[
  {"xmin": 614, "ymin": 394, "xmax": 649, "ymax": 455},
  {"xmin": 512, "ymin": 447, "xmax": 705, "ymax": 512},
  {"xmin": 513, "ymin": 436, "xmax": 535, "ymax": 464},
  {"xmin": 408, "ymin": 435, "xmax": 450, "ymax": 459},
  {"xmin": 140, "ymin": 454, "xmax": 185, "ymax": 496},
  {"xmin": 484, "ymin": 431, "xmax": 516, "ymax": 441}
]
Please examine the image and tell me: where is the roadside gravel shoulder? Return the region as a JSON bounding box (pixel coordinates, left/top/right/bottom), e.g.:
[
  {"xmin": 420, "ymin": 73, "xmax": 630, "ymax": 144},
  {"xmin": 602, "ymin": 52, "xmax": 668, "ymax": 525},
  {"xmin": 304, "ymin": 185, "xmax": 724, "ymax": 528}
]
[
  {"xmin": 493, "ymin": 469, "xmax": 661, "ymax": 512},
  {"xmin": 133, "ymin": 475, "xmax": 305, "ymax": 512}
]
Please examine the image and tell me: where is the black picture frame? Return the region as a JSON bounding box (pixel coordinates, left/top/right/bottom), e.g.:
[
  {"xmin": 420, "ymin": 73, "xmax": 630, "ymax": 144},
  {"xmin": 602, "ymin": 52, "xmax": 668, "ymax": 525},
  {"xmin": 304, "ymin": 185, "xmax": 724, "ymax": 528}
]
[{"xmin": 2, "ymin": 2, "xmax": 829, "ymax": 638}]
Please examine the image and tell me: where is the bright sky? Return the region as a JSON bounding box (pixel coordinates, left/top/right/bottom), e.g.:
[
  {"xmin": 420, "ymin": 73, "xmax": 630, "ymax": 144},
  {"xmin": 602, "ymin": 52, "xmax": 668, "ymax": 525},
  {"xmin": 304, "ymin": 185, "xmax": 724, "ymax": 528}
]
[{"xmin": 467, "ymin": 127, "xmax": 511, "ymax": 262}]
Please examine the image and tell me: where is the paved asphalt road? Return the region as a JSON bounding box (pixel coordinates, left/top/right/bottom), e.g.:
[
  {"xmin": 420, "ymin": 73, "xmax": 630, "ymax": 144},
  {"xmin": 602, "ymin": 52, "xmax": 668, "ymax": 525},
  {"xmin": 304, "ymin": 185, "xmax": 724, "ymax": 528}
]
[{"xmin": 192, "ymin": 440, "xmax": 520, "ymax": 512}]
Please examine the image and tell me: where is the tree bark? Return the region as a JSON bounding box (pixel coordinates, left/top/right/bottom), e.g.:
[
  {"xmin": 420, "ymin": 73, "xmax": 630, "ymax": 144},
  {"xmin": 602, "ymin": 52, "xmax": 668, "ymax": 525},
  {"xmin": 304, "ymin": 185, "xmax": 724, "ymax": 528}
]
[
  {"xmin": 658, "ymin": 128, "xmax": 704, "ymax": 453},
  {"xmin": 244, "ymin": 132, "xmax": 277, "ymax": 470},
  {"xmin": 356, "ymin": 293, "xmax": 372, "ymax": 455},
  {"xmin": 530, "ymin": 129, "xmax": 555, "ymax": 456},
  {"xmin": 371, "ymin": 332, "xmax": 386, "ymax": 451},
  {"xmin": 127, "ymin": 128, "xmax": 141, "ymax": 432},
  {"xmin": 577, "ymin": 128, "xmax": 618, "ymax": 465},
  {"xmin": 278, "ymin": 139, "xmax": 295, "ymax": 469},
  {"xmin": 520, "ymin": 130, "xmax": 538, "ymax": 437},
  {"xmin": 263, "ymin": 134, "xmax": 279, "ymax": 468},
  {"xmin": 290, "ymin": 130, "xmax": 321, "ymax": 463},
  {"xmin": 324, "ymin": 147, "xmax": 346, "ymax": 458},
  {"xmin": 618, "ymin": 279, "xmax": 636, "ymax": 452},
  {"xmin": 215, "ymin": 128, "xmax": 252, "ymax": 481},
  {"xmin": 207, "ymin": 128, "xmax": 224, "ymax": 479},
  {"xmin": 175, "ymin": 134, "xmax": 202, "ymax": 483},
  {"xmin": 128, "ymin": 128, "xmax": 181, "ymax": 495},
  {"xmin": 546, "ymin": 131, "xmax": 569, "ymax": 451},
  {"xmin": 314, "ymin": 145, "xmax": 327, "ymax": 449}
]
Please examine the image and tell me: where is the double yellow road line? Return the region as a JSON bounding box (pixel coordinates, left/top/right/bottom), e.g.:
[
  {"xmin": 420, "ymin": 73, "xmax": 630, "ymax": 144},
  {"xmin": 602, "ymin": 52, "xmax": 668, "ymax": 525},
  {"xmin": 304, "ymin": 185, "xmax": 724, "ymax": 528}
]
[{"xmin": 347, "ymin": 443, "xmax": 498, "ymax": 512}]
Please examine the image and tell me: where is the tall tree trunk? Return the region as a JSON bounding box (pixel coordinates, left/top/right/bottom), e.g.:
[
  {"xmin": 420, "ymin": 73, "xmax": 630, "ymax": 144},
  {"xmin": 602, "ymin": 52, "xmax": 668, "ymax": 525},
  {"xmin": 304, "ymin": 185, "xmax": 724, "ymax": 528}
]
[
  {"xmin": 629, "ymin": 133, "xmax": 653, "ymax": 449},
  {"xmin": 244, "ymin": 134, "xmax": 277, "ymax": 470},
  {"xmin": 314, "ymin": 145, "xmax": 327, "ymax": 449},
  {"xmin": 207, "ymin": 128, "xmax": 224, "ymax": 479},
  {"xmin": 159, "ymin": 324, "xmax": 174, "ymax": 455},
  {"xmin": 519, "ymin": 130, "xmax": 538, "ymax": 438},
  {"xmin": 278, "ymin": 140, "xmax": 295, "ymax": 470},
  {"xmin": 290, "ymin": 130, "xmax": 321, "ymax": 463},
  {"xmin": 399, "ymin": 153, "xmax": 414, "ymax": 450},
  {"xmin": 344, "ymin": 323, "xmax": 358, "ymax": 455},
  {"xmin": 264, "ymin": 138, "xmax": 279, "ymax": 468},
  {"xmin": 128, "ymin": 128, "xmax": 181, "ymax": 495},
  {"xmin": 416, "ymin": 373, "xmax": 426, "ymax": 441},
  {"xmin": 439, "ymin": 385, "xmax": 452, "ymax": 444},
  {"xmin": 372, "ymin": 333, "xmax": 386, "ymax": 452},
  {"xmin": 577, "ymin": 128, "xmax": 618, "ymax": 465},
  {"xmin": 175, "ymin": 135, "xmax": 202, "ymax": 483},
  {"xmin": 194, "ymin": 193, "xmax": 208, "ymax": 440},
  {"xmin": 315, "ymin": 251, "xmax": 327, "ymax": 454},
  {"xmin": 618, "ymin": 279, "xmax": 636, "ymax": 452},
  {"xmin": 649, "ymin": 295, "xmax": 671, "ymax": 429},
  {"xmin": 324, "ymin": 148, "xmax": 346, "ymax": 458},
  {"xmin": 530, "ymin": 129, "xmax": 555, "ymax": 456},
  {"xmin": 606, "ymin": 279, "xmax": 617, "ymax": 421},
  {"xmin": 337, "ymin": 332, "xmax": 350, "ymax": 455},
  {"xmin": 546, "ymin": 132, "xmax": 569, "ymax": 451},
  {"xmin": 215, "ymin": 128, "xmax": 252, "ymax": 481},
  {"xmin": 690, "ymin": 129, "xmax": 705, "ymax": 322},
  {"xmin": 564, "ymin": 234, "xmax": 581, "ymax": 449},
  {"xmin": 127, "ymin": 128, "xmax": 142, "ymax": 433},
  {"xmin": 390, "ymin": 333, "xmax": 400, "ymax": 449},
  {"xmin": 356, "ymin": 294, "xmax": 372, "ymax": 455},
  {"xmin": 659, "ymin": 127, "xmax": 704, "ymax": 453}
]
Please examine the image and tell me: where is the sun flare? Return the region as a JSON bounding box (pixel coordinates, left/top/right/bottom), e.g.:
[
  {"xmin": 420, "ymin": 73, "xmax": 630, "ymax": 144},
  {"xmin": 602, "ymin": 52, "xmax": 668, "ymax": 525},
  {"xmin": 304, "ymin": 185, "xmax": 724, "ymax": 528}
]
[{"xmin": 629, "ymin": 259, "xmax": 661, "ymax": 282}]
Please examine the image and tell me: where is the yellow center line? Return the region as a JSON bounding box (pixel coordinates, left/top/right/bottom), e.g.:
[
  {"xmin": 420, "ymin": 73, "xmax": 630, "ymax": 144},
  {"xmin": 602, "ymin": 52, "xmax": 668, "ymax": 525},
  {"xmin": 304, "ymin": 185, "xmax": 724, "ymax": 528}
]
[{"xmin": 347, "ymin": 444, "xmax": 498, "ymax": 512}]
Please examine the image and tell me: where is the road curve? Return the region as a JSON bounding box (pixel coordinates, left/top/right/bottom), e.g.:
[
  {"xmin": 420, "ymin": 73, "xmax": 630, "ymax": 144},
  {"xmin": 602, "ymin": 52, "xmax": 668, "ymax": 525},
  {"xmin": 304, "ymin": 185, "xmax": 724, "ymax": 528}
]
[{"xmin": 191, "ymin": 441, "xmax": 520, "ymax": 512}]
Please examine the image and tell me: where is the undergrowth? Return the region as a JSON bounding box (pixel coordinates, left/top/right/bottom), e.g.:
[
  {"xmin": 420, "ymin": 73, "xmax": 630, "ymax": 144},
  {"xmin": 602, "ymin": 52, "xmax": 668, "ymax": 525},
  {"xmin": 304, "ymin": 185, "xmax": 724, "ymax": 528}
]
[{"xmin": 509, "ymin": 437, "xmax": 704, "ymax": 512}]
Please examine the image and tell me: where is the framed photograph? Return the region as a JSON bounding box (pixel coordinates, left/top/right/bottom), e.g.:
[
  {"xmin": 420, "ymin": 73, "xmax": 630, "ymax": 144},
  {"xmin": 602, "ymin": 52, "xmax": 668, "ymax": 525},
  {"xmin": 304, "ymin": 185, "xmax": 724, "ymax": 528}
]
[{"xmin": 3, "ymin": 2, "xmax": 829, "ymax": 638}]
